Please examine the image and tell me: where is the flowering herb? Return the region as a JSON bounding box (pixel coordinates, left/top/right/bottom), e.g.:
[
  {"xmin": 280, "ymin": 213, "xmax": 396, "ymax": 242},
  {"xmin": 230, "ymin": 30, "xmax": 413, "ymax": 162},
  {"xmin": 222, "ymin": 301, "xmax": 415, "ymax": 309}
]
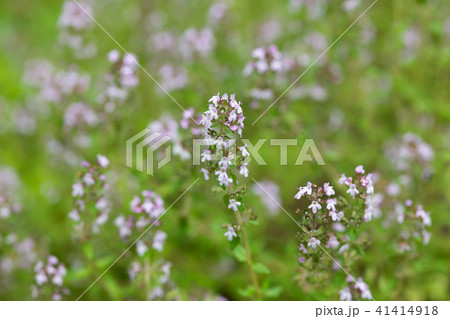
[
  {"xmin": 69, "ymin": 155, "xmax": 111, "ymax": 240},
  {"xmin": 294, "ymin": 166, "xmax": 375, "ymax": 298},
  {"xmin": 200, "ymin": 93, "xmax": 265, "ymax": 300}
]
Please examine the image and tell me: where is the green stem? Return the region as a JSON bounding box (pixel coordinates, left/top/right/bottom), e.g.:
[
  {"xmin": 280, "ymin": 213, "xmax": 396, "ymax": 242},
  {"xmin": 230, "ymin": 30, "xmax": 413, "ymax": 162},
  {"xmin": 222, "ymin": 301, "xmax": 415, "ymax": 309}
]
[
  {"xmin": 144, "ymin": 256, "xmax": 152, "ymax": 298},
  {"xmin": 234, "ymin": 210, "xmax": 262, "ymax": 300}
]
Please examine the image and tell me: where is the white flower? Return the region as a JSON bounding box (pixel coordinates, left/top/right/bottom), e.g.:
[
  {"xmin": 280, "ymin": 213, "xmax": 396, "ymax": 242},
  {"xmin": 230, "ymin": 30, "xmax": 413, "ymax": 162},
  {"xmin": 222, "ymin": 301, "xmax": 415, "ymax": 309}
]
[
  {"xmin": 205, "ymin": 104, "xmax": 219, "ymax": 120},
  {"xmin": 218, "ymin": 156, "xmax": 232, "ymax": 169},
  {"xmin": 52, "ymin": 265, "xmax": 66, "ymax": 286},
  {"xmin": 308, "ymin": 200, "xmax": 322, "ymax": 214},
  {"xmin": 347, "ymin": 184, "xmax": 359, "ymax": 197},
  {"xmin": 365, "ymin": 174, "xmax": 374, "ymax": 194},
  {"xmin": 215, "ymin": 169, "xmax": 232, "ymax": 186},
  {"xmin": 208, "ymin": 94, "xmax": 220, "ymax": 106},
  {"xmin": 308, "ymin": 237, "xmax": 321, "ymax": 249},
  {"xmin": 338, "ymin": 174, "xmax": 347, "ymax": 184},
  {"xmin": 68, "ymin": 209, "xmax": 80, "ymax": 222},
  {"xmin": 329, "ymin": 210, "xmax": 344, "ymax": 221},
  {"xmin": 228, "ymin": 199, "xmax": 241, "ymax": 211},
  {"xmin": 72, "ymin": 183, "xmax": 84, "ymax": 197},
  {"xmin": 214, "ymin": 136, "xmax": 226, "ymax": 150},
  {"xmin": 355, "ymin": 165, "xmax": 365, "ymax": 174},
  {"xmin": 152, "ymin": 231, "xmax": 167, "ymax": 252},
  {"xmin": 108, "ymin": 50, "xmax": 120, "ymax": 63},
  {"xmin": 323, "ymin": 182, "xmax": 335, "ymax": 196},
  {"xmin": 422, "ymin": 230, "xmax": 431, "ymax": 245},
  {"xmin": 200, "ymin": 168, "xmax": 210, "ymax": 180},
  {"xmin": 136, "ymin": 240, "xmax": 148, "ymax": 256},
  {"xmin": 326, "ymin": 198, "xmax": 337, "ymax": 211},
  {"xmin": 415, "ymin": 205, "xmax": 431, "ymax": 226},
  {"xmin": 199, "ymin": 114, "xmax": 212, "ymax": 127},
  {"xmin": 97, "ymin": 154, "xmax": 110, "ymax": 168},
  {"xmin": 327, "ymin": 235, "xmax": 340, "ymax": 249},
  {"xmin": 239, "ymin": 163, "xmax": 249, "ymax": 177},
  {"xmin": 241, "ymin": 145, "xmax": 250, "ymax": 157},
  {"xmin": 294, "ymin": 182, "xmax": 312, "ymax": 199},
  {"xmin": 201, "ymin": 149, "xmax": 212, "ymax": 162},
  {"xmin": 224, "ymin": 226, "xmax": 237, "ymax": 241},
  {"xmin": 299, "ymin": 244, "xmax": 307, "ymax": 253},
  {"xmin": 339, "ymin": 287, "xmax": 352, "ymax": 301},
  {"xmin": 354, "ymin": 277, "xmax": 372, "ymax": 300},
  {"xmin": 228, "ymin": 111, "xmax": 237, "ymax": 122},
  {"xmin": 35, "ymin": 271, "xmax": 48, "ymax": 286},
  {"xmin": 83, "ymin": 173, "xmax": 95, "ymax": 186}
]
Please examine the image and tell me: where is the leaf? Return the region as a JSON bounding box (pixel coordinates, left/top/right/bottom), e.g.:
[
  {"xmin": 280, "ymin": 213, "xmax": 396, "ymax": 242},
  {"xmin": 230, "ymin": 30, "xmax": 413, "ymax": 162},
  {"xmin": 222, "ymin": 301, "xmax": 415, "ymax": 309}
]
[
  {"xmin": 95, "ymin": 256, "xmax": 115, "ymax": 269},
  {"xmin": 348, "ymin": 228, "xmax": 358, "ymax": 242},
  {"xmin": 82, "ymin": 242, "xmax": 94, "ymax": 260},
  {"xmin": 253, "ymin": 262, "xmax": 270, "ymax": 274},
  {"xmin": 229, "ymin": 236, "xmax": 240, "ymax": 251},
  {"xmin": 356, "ymin": 244, "xmax": 366, "ymax": 256},
  {"xmin": 65, "ymin": 266, "xmax": 90, "ymax": 281},
  {"xmin": 264, "ymin": 286, "xmax": 283, "ymax": 299},
  {"xmin": 233, "ymin": 245, "xmax": 247, "ymax": 262},
  {"xmin": 237, "ymin": 285, "xmax": 255, "ymax": 298},
  {"xmin": 222, "ymin": 194, "xmax": 229, "ymax": 207},
  {"xmin": 247, "ymin": 219, "xmax": 259, "ymax": 226}
]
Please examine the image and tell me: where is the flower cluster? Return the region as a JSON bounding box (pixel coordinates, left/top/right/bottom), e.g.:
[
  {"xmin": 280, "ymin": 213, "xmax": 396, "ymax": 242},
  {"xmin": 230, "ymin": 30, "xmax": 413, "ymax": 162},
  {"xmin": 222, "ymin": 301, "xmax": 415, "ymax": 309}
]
[
  {"xmin": 98, "ymin": 50, "xmax": 139, "ymax": 113},
  {"xmin": 115, "ymin": 190, "xmax": 166, "ymax": 256},
  {"xmin": 58, "ymin": 1, "xmax": 93, "ymax": 31},
  {"xmin": 385, "ymin": 198, "xmax": 431, "ymax": 252},
  {"xmin": 69, "ymin": 155, "xmax": 110, "ymax": 238},
  {"xmin": 128, "ymin": 261, "xmax": 174, "ymax": 300},
  {"xmin": 64, "ymin": 102, "xmax": 98, "ymax": 129},
  {"xmin": 294, "ymin": 166, "xmax": 375, "ymax": 290},
  {"xmin": 199, "ymin": 93, "xmax": 248, "ymax": 190},
  {"xmin": 58, "ymin": 1, "xmax": 96, "ymax": 58},
  {"xmin": 338, "ymin": 276, "xmax": 372, "ymax": 301},
  {"xmin": 384, "ymin": 132, "xmax": 434, "ymax": 180},
  {"xmin": 243, "ymin": 45, "xmax": 283, "ymax": 75},
  {"xmin": 148, "ymin": 108, "xmax": 203, "ymax": 162},
  {"xmin": 0, "ymin": 235, "xmax": 37, "ymax": 282},
  {"xmin": 115, "ymin": 190, "xmax": 176, "ymax": 300},
  {"xmin": 199, "ymin": 93, "xmax": 254, "ymax": 240},
  {"xmin": 159, "ymin": 64, "xmax": 188, "ymax": 92},
  {"xmin": 24, "ymin": 60, "xmax": 90, "ymax": 104},
  {"xmin": 180, "ymin": 28, "xmax": 216, "ymax": 60},
  {"xmin": 338, "ymin": 165, "xmax": 376, "ymax": 221},
  {"xmin": 32, "ymin": 256, "xmax": 70, "ymax": 300}
]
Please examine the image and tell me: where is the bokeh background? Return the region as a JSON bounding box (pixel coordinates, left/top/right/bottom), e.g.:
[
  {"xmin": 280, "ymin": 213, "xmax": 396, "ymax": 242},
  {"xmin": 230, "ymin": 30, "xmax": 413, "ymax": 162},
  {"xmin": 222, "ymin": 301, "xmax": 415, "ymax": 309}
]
[{"xmin": 0, "ymin": 0, "xmax": 449, "ymax": 300}]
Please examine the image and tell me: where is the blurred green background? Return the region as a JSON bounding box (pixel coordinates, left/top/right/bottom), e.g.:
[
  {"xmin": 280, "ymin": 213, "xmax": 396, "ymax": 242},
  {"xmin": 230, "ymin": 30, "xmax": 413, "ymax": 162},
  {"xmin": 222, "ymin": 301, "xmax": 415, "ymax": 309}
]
[{"xmin": 0, "ymin": 0, "xmax": 449, "ymax": 300}]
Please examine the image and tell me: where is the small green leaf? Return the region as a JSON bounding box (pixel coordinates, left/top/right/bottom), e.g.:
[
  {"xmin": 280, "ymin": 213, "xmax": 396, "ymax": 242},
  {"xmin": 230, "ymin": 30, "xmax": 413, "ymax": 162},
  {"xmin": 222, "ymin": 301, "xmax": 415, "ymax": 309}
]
[
  {"xmin": 229, "ymin": 236, "xmax": 240, "ymax": 251},
  {"xmin": 82, "ymin": 242, "xmax": 94, "ymax": 260},
  {"xmin": 348, "ymin": 228, "xmax": 358, "ymax": 242},
  {"xmin": 356, "ymin": 244, "xmax": 366, "ymax": 256},
  {"xmin": 65, "ymin": 266, "xmax": 90, "ymax": 281},
  {"xmin": 237, "ymin": 285, "xmax": 255, "ymax": 298},
  {"xmin": 264, "ymin": 286, "xmax": 283, "ymax": 298},
  {"xmin": 253, "ymin": 262, "xmax": 270, "ymax": 274},
  {"xmin": 233, "ymin": 245, "xmax": 247, "ymax": 262},
  {"xmin": 95, "ymin": 256, "xmax": 115, "ymax": 269},
  {"xmin": 247, "ymin": 219, "xmax": 259, "ymax": 226},
  {"xmin": 222, "ymin": 194, "xmax": 229, "ymax": 207}
]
